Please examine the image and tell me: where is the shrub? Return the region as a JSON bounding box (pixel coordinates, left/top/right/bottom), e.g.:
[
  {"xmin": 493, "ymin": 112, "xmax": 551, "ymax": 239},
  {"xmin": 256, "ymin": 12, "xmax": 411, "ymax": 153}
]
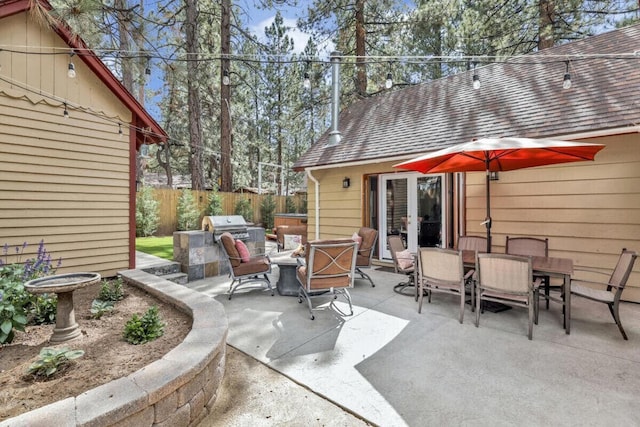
[
  {"xmin": 98, "ymin": 277, "xmax": 124, "ymax": 302},
  {"xmin": 234, "ymin": 198, "xmax": 253, "ymax": 222},
  {"xmin": 123, "ymin": 305, "xmax": 164, "ymax": 344},
  {"xmin": 29, "ymin": 294, "xmax": 57, "ymax": 325},
  {"xmin": 136, "ymin": 186, "xmax": 160, "ymax": 237},
  {"xmin": 260, "ymin": 194, "xmax": 276, "ymax": 230},
  {"xmin": 206, "ymin": 191, "xmax": 223, "ymax": 216},
  {"xmin": 176, "ymin": 189, "xmax": 200, "ymax": 231},
  {"xmin": 285, "ymin": 196, "xmax": 297, "ymax": 213},
  {"xmin": 0, "ymin": 241, "xmax": 61, "ymax": 344},
  {"xmin": 26, "ymin": 347, "xmax": 84, "ymax": 378}
]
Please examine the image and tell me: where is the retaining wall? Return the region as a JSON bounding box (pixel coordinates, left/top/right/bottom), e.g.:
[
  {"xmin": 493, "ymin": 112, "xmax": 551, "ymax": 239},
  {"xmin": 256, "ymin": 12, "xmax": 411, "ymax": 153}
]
[{"xmin": 2, "ymin": 269, "xmax": 227, "ymax": 427}]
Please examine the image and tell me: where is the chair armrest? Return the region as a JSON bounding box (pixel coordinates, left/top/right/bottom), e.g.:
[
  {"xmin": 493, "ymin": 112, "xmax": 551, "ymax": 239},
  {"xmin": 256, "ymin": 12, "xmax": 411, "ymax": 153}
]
[
  {"xmin": 532, "ymin": 277, "xmax": 543, "ymax": 289},
  {"xmin": 464, "ymin": 269, "xmax": 475, "ymax": 281}
]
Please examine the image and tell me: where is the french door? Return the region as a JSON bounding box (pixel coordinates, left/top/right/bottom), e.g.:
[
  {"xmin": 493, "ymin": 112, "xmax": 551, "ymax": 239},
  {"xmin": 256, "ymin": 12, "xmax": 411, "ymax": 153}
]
[{"xmin": 379, "ymin": 173, "xmax": 446, "ymax": 260}]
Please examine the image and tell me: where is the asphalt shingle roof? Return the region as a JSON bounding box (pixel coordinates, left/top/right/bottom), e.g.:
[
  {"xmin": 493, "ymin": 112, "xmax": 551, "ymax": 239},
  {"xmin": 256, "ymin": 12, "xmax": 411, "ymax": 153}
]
[{"xmin": 293, "ymin": 24, "xmax": 640, "ymax": 171}]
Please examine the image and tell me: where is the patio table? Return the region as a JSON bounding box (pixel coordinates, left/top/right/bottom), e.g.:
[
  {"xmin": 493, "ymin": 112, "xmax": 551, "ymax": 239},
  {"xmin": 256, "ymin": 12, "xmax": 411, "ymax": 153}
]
[{"xmin": 462, "ymin": 251, "xmax": 574, "ymax": 334}]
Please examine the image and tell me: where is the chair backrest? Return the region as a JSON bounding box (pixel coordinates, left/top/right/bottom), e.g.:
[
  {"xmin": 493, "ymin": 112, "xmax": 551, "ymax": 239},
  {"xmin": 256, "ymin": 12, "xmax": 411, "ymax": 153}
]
[
  {"xmin": 418, "ymin": 247, "xmax": 464, "ymax": 285},
  {"xmin": 356, "ymin": 227, "xmax": 379, "ymax": 266},
  {"xmin": 477, "ymin": 253, "xmax": 532, "ymax": 295},
  {"xmin": 457, "ymin": 235, "xmax": 488, "ymax": 253},
  {"xmin": 388, "ymin": 235, "xmax": 413, "ymax": 273},
  {"xmin": 219, "ymin": 232, "xmax": 241, "ymax": 268},
  {"xmin": 302, "ymin": 239, "xmax": 358, "ymax": 291},
  {"xmin": 609, "ymin": 248, "xmax": 638, "ymax": 290},
  {"xmin": 505, "ymin": 236, "xmax": 548, "ymax": 258}
]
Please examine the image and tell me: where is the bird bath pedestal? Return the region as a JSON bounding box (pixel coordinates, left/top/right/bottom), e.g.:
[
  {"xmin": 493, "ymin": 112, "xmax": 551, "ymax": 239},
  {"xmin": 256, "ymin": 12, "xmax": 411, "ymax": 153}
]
[{"xmin": 24, "ymin": 272, "xmax": 101, "ymax": 343}]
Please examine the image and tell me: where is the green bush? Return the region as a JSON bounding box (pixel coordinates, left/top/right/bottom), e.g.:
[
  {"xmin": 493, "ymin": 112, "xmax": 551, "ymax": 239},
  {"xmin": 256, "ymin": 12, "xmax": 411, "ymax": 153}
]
[
  {"xmin": 29, "ymin": 294, "xmax": 57, "ymax": 325},
  {"xmin": 136, "ymin": 186, "xmax": 160, "ymax": 237},
  {"xmin": 123, "ymin": 305, "xmax": 165, "ymax": 345},
  {"xmin": 176, "ymin": 189, "xmax": 200, "ymax": 231},
  {"xmin": 98, "ymin": 277, "xmax": 124, "ymax": 302},
  {"xmin": 285, "ymin": 196, "xmax": 297, "ymax": 213},
  {"xmin": 234, "ymin": 198, "xmax": 253, "ymax": 222},
  {"xmin": 206, "ymin": 191, "xmax": 223, "ymax": 216},
  {"xmin": 0, "ymin": 241, "xmax": 61, "ymax": 344},
  {"xmin": 26, "ymin": 347, "xmax": 84, "ymax": 378},
  {"xmin": 260, "ymin": 195, "xmax": 276, "ymax": 230}
]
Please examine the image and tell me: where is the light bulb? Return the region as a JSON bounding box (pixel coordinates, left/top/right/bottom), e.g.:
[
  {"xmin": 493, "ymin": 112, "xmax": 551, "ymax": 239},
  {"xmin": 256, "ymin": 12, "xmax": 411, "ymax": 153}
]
[
  {"xmin": 385, "ymin": 72, "xmax": 393, "ymax": 89},
  {"xmin": 67, "ymin": 62, "xmax": 76, "ymax": 78},
  {"xmin": 118, "ymin": 123, "xmax": 123, "ymax": 138},
  {"xmin": 563, "ymin": 73, "xmax": 572, "ymax": 89},
  {"xmin": 303, "ymin": 72, "xmax": 311, "ymax": 89},
  {"xmin": 222, "ymin": 69, "xmax": 230, "ymax": 86},
  {"xmin": 473, "ymin": 74, "xmax": 480, "ymax": 89},
  {"xmin": 63, "ymin": 104, "xmax": 69, "ymax": 118}
]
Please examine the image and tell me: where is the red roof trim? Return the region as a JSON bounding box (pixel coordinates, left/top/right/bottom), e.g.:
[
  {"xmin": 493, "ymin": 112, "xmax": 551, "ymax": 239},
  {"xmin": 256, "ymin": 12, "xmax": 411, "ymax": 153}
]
[{"xmin": 0, "ymin": 0, "xmax": 167, "ymax": 148}]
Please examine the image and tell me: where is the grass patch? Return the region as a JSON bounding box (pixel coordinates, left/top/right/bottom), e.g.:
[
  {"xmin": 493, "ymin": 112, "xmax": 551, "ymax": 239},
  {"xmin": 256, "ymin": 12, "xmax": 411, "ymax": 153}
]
[{"xmin": 135, "ymin": 236, "xmax": 173, "ymax": 260}]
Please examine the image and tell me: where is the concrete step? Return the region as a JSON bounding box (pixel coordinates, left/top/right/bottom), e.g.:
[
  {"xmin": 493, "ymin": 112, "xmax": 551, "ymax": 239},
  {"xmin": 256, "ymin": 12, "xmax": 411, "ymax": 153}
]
[
  {"xmin": 162, "ymin": 272, "xmax": 189, "ymax": 285},
  {"xmin": 141, "ymin": 261, "xmax": 181, "ymax": 276}
]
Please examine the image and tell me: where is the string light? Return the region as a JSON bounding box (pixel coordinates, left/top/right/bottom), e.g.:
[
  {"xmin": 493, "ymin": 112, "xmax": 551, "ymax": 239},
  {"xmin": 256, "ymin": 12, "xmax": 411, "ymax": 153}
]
[
  {"xmin": 563, "ymin": 61, "xmax": 572, "ymax": 89},
  {"xmin": 385, "ymin": 72, "xmax": 393, "ymax": 89},
  {"xmin": 63, "ymin": 102, "xmax": 69, "ymax": 118},
  {"xmin": 118, "ymin": 123, "xmax": 123, "ymax": 138},
  {"xmin": 303, "ymin": 71, "xmax": 311, "ymax": 89},
  {"xmin": 222, "ymin": 69, "xmax": 230, "ymax": 86},
  {"xmin": 472, "ymin": 62, "xmax": 480, "ymax": 89},
  {"xmin": 67, "ymin": 51, "xmax": 76, "ymax": 78}
]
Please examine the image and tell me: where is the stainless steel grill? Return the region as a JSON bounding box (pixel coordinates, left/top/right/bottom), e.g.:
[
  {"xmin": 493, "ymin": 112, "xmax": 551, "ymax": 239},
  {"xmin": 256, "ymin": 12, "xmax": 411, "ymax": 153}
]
[{"xmin": 202, "ymin": 215, "xmax": 249, "ymax": 241}]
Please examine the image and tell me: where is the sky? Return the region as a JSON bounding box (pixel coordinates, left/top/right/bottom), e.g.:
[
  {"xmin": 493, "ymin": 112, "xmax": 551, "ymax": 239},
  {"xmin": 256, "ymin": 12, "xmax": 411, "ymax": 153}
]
[{"xmin": 239, "ymin": 0, "xmax": 329, "ymax": 55}]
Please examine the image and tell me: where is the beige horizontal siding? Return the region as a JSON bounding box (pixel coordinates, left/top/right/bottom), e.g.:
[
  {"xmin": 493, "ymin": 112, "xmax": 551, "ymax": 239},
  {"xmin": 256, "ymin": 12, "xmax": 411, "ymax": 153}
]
[{"xmin": 0, "ymin": 8, "xmax": 135, "ymax": 276}]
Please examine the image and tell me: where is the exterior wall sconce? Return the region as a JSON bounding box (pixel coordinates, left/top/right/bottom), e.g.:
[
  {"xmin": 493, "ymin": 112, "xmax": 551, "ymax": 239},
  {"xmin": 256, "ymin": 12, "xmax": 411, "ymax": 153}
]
[
  {"xmin": 489, "ymin": 171, "xmax": 499, "ymax": 181},
  {"xmin": 342, "ymin": 177, "xmax": 351, "ymax": 188}
]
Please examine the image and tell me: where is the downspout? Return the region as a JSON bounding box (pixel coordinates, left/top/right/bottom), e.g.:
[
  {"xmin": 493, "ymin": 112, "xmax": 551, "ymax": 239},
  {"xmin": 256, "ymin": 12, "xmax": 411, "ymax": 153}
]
[{"xmin": 306, "ymin": 169, "xmax": 320, "ymax": 240}]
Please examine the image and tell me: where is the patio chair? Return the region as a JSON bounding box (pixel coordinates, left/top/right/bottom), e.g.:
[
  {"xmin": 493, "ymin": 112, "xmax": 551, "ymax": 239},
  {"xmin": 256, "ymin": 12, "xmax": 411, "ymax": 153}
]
[
  {"xmin": 354, "ymin": 227, "xmax": 379, "ymax": 287},
  {"xmin": 388, "ymin": 235, "xmax": 416, "ymax": 298},
  {"xmin": 570, "ymin": 248, "xmax": 637, "ymax": 340},
  {"xmin": 475, "ymin": 253, "xmax": 542, "ymax": 340},
  {"xmin": 456, "ymin": 235, "xmax": 488, "ymax": 310},
  {"xmin": 296, "ymin": 239, "xmax": 358, "ymax": 320},
  {"xmin": 218, "ymin": 232, "xmax": 273, "ymax": 300},
  {"xmin": 506, "ymin": 236, "xmax": 552, "ymax": 309},
  {"xmin": 417, "ymin": 247, "xmax": 468, "ymax": 323}
]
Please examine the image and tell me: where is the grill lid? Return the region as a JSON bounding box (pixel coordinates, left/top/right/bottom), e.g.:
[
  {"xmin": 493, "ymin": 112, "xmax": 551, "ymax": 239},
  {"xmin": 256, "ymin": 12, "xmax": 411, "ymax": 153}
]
[{"xmin": 202, "ymin": 215, "xmax": 247, "ymax": 233}]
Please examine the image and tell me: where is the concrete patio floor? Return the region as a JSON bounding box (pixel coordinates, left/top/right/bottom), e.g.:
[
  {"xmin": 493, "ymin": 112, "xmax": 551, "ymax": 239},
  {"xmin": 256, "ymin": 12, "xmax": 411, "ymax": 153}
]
[{"xmin": 140, "ymin": 248, "xmax": 640, "ymax": 426}]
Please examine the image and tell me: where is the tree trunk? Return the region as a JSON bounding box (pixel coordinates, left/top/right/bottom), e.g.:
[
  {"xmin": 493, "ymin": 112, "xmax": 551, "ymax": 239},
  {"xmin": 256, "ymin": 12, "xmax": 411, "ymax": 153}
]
[
  {"xmin": 539, "ymin": 0, "xmax": 555, "ymax": 50},
  {"xmin": 355, "ymin": 0, "xmax": 366, "ymax": 96},
  {"xmin": 220, "ymin": 0, "xmax": 233, "ymax": 192},
  {"xmin": 186, "ymin": 0, "xmax": 205, "ymax": 190}
]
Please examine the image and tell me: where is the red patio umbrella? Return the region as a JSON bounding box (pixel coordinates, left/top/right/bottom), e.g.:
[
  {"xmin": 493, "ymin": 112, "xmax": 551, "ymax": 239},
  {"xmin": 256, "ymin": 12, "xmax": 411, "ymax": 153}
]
[{"xmin": 393, "ymin": 137, "xmax": 606, "ymax": 251}]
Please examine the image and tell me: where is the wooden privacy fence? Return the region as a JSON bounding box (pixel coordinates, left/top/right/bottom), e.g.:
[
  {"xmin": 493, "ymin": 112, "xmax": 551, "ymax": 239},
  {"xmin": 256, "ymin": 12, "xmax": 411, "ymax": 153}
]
[{"xmin": 151, "ymin": 189, "xmax": 307, "ymax": 236}]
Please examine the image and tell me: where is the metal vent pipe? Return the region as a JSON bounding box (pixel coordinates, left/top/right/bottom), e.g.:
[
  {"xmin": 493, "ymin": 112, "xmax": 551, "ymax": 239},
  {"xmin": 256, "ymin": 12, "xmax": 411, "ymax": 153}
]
[{"xmin": 327, "ymin": 51, "xmax": 342, "ymax": 146}]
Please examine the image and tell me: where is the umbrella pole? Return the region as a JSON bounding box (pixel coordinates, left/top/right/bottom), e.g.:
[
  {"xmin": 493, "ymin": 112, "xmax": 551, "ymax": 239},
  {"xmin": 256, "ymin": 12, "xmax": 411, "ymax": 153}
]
[{"xmin": 484, "ymin": 167, "xmax": 492, "ymax": 253}]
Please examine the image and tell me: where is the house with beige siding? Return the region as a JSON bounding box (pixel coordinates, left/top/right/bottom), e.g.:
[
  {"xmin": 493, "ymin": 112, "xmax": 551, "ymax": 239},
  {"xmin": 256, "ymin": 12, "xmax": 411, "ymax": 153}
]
[
  {"xmin": 0, "ymin": 0, "xmax": 166, "ymax": 277},
  {"xmin": 294, "ymin": 25, "xmax": 640, "ymax": 301}
]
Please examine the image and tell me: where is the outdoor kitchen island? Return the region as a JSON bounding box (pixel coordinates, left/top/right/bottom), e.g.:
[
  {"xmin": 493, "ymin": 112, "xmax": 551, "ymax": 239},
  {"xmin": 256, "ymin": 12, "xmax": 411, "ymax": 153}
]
[{"xmin": 173, "ymin": 215, "xmax": 266, "ymax": 281}]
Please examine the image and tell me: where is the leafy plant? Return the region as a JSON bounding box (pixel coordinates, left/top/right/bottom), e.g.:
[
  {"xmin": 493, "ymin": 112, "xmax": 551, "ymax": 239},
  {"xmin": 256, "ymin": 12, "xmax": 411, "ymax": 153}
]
[
  {"xmin": 234, "ymin": 198, "xmax": 253, "ymax": 222},
  {"xmin": 136, "ymin": 186, "xmax": 160, "ymax": 237},
  {"xmin": 29, "ymin": 294, "xmax": 57, "ymax": 325},
  {"xmin": 176, "ymin": 189, "xmax": 200, "ymax": 231},
  {"xmin": 90, "ymin": 299, "xmax": 114, "ymax": 319},
  {"xmin": 98, "ymin": 277, "xmax": 124, "ymax": 302},
  {"xmin": 0, "ymin": 241, "xmax": 61, "ymax": 343},
  {"xmin": 123, "ymin": 305, "xmax": 164, "ymax": 344},
  {"xmin": 205, "ymin": 191, "xmax": 223, "ymax": 216},
  {"xmin": 260, "ymin": 194, "xmax": 276, "ymax": 230},
  {"xmin": 26, "ymin": 347, "xmax": 85, "ymax": 378}
]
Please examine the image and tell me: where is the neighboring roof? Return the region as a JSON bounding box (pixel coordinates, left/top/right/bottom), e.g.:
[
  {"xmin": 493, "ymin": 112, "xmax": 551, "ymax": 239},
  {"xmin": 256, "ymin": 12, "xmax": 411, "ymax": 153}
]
[
  {"xmin": 294, "ymin": 24, "xmax": 640, "ymax": 171},
  {"xmin": 0, "ymin": 0, "xmax": 167, "ymax": 148}
]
